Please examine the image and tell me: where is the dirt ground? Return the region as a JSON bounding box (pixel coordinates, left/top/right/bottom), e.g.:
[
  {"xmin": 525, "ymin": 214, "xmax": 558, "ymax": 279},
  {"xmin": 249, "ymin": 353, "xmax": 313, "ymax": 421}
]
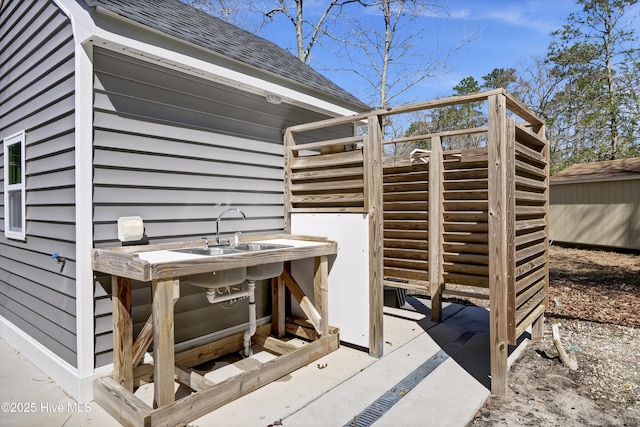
[{"xmin": 469, "ymin": 245, "xmax": 640, "ymax": 426}]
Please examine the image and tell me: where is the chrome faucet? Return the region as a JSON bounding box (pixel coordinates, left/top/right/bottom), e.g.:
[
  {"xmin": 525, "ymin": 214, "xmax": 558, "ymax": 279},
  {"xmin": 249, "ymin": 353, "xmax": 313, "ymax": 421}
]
[{"xmin": 216, "ymin": 208, "xmax": 246, "ymax": 245}]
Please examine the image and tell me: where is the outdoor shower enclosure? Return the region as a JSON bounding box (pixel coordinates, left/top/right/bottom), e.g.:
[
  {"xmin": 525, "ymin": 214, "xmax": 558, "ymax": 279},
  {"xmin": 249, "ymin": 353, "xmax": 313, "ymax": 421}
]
[{"xmin": 284, "ymin": 89, "xmax": 549, "ymax": 394}]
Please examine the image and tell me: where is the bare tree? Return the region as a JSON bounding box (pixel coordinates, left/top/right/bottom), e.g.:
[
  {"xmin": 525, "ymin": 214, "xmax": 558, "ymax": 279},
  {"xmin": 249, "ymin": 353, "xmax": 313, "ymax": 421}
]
[
  {"xmin": 515, "ymin": 56, "xmax": 573, "ymax": 173},
  {"xmin": 264, "ymin": 0, "xmax": 365, "ymax": 64},
  {"xmin": 336, "ymin": 0, "xmax": 475, "ymax": 109},
  {"xmin": 185, "ymin": 0, "xmax": 264, "ymax": 32}
]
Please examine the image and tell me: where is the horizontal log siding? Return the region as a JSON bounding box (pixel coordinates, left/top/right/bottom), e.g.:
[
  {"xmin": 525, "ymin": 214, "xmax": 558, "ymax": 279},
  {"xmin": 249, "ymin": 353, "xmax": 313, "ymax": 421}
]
[
  {"xmin": 0, "ymin": 0, "xmax": 77, "ymax": 365},
  {"xmin": 382, "ymin": 159, "xmax": 429, "ymax": 283},
  {"xmin": 92, "ymin": 48, "xmax": 341, "ymax": 366},
  {"xmin": 510, "ymin": 124, "xmax": 548, "ymax": 341}
]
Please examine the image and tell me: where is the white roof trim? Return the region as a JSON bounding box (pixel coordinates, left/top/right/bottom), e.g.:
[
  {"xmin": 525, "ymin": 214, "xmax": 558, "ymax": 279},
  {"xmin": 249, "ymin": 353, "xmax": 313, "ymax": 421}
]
[{"xmin": 72, "ymin": 3, "xmax": 362, "ymax": 118}]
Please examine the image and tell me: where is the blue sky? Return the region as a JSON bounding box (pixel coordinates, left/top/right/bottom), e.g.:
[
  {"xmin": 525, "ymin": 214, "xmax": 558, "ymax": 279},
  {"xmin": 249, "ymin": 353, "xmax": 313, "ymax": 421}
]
[
  {"xmin": 257, "ymin": 1, "xmax": 586, "ymax": 104},
  {"xmin": 418, "ymin": 0, "xmax": 581, "ymax": 98}
]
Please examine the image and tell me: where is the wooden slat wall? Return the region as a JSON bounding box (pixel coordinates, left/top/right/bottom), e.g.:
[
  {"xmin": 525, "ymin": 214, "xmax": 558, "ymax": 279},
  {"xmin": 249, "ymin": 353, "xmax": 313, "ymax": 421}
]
[
  {"xmin": 284, "ymin": 90, "xmax": 549, "ymax": 394},
  {"xmin": 382, "ymin": 158, "xmax": 429, "ymax": 283},
  {"xmin": 441, "ymin": 148, "xmax": 490, "ymax": 288},
  {"xmin": 510, "ymin": 123, "xmax": 549, "ymax": 341},
  {"xmin": 287, "ymin": 140, "xmax": 366, "ymax": 212}
]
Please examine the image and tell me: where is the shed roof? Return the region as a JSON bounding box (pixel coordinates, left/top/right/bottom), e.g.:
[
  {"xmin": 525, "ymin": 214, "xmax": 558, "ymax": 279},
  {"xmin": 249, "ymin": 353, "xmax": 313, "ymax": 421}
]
[
  {"xmin": 550, "ymin": 157, "xmax": 640, "ymax": 184},
  {"xmin": 81, "ymin": 0, "xmax": 369, "ymax": 110}
]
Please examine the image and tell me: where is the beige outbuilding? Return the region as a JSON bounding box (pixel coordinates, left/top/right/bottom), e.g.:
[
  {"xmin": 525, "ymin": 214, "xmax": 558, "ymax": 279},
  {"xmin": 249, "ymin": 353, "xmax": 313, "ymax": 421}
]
[{"xmin": 550, "ymin": 157, "xmax": 640, "ymax": 250}]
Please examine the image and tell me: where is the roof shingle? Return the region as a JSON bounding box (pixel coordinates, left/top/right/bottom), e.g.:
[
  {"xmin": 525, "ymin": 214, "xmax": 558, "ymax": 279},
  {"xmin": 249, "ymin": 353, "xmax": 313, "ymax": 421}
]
[{"xmin": 82, "ymin": 0, "xmax": 368, "ymax": 109}]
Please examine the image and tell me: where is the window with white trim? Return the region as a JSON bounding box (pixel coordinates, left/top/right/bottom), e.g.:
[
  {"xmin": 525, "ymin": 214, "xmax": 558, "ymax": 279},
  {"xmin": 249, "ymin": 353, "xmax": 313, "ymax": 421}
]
[{"xmin": 4, "ymin": 131, "xmax": 26, "ymax": 240}]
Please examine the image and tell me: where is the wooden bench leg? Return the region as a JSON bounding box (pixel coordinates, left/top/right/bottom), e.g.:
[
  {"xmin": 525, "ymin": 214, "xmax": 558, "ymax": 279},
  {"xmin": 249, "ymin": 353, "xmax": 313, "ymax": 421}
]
[
  {"xmin": 314, "ymin": 255, "xmax": 329, "ymax": 336},
  {"xmin": 152, "ymin": 278, "xmax": 178, "ymax": 407},
  {"xmin": 112, "ymin": 276, "xmax": 133, "ymax": 392}
]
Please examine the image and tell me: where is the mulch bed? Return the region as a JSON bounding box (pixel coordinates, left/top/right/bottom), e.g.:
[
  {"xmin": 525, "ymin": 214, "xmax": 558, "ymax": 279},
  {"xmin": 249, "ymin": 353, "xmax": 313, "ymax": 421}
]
[{"xmin": 547, "ymin": 245, "xmax": 640, "ymax": 327}]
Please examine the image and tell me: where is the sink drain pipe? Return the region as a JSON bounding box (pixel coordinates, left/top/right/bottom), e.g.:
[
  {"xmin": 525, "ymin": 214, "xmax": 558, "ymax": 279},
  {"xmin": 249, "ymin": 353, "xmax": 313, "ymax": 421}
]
[
  {"xmin": 205, "ymin": 287, "xmax": 250, "ymax": 304},
  {"xmin": 203, "ymin": 281, "xmax": 257, "ymax": 357},
  {"xmin": 243, "ymin": 280, "xmax": 256, "ymax": 357}
]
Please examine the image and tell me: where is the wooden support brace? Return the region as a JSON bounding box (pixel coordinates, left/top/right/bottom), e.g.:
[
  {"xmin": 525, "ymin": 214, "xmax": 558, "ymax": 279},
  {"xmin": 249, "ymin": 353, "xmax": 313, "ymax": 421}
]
[
  {"xmin": 285, "ymin": 323, "xmax": 319, "ymax": 341},
  {"xmin": 112, "ymin": 276, "xmax": 133, "ymax": 392},
  {"xmin": 175, "ymin": 323, "xmax": 272, "ymax": 368},
  {"xmin": 253, "ymin": 334, "xmax": 298, "ymax": 355},
  {"xmin": 132, "ymin": 298, "xmax": 179, "ymax": 367},
  {"xmin": 94, "ymin": 377, "xmax": 153, "ymax": 427},
  {"xmin": 174, "ymin": 366, "xmax": 216, "ymax": 392},
  {"xmin": 147, "ymin": 333, "xmax": 339, "ymax": 426},
  {"xmin": 280, "ymin": 268, "xmax": 323, "ymax": 334}
]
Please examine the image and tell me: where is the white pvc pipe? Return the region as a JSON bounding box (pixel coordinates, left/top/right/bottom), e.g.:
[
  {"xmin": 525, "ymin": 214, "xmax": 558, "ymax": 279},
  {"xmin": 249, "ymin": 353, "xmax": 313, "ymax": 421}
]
[
  {"xmin": 243, "ymin": 281, "xmax": 257, "ymax": 357},
  {"xmin": 205, "ymin": 288, "xmax": 250, "ymax": 304}
]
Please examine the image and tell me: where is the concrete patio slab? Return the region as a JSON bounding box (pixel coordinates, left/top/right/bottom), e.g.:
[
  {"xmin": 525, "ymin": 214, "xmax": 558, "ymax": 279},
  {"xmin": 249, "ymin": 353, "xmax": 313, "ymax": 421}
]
[{"xmin": 0, "ymin": 297, "xmax": 530, "ymax": 427}]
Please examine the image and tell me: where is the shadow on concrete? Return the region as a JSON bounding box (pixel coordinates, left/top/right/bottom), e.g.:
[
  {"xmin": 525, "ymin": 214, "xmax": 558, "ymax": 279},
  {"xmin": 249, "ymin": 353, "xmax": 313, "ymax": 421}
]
[{"xmin": 403, "ymin": 296, "xmax": 529, "ymax": 390}]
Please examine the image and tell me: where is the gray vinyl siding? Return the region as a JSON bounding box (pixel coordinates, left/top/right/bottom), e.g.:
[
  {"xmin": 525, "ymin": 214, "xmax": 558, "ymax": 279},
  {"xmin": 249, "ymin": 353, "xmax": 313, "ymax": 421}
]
[
  {"xmin": 550, "ymin": 179, "xmax": 640, "ymax": 250},
  {"xmin": 0, "ymin": 0, "xmax": 77, "ymax": 365},
  {"xmin": 92, "ymin": 48, "xmax": 346, "ymax": 366}
]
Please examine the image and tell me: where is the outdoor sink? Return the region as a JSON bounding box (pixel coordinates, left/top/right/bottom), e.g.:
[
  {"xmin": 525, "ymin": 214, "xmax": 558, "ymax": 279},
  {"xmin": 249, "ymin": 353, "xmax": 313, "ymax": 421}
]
[
  {"xmin": 172, "ymin": 246, "xmax": 239, "ymax": 256},
  {"xmin": 246, "ymin": 262, "xmax": 284, "ymax": 281},
  {"xmin": 233, "ymin": 242, "xmax": 292, "ymax": 251},
  {"xmin": 171, "ymin": 242, "xmax": 292, "ymax": 257},
  {"xmin": 239, "ymin": 243, "xmax": 290, "ymax": 280},
  {"xmin": 181, "ymin": 267, "xmax": 247, "ymax": 289},
  {"xmin": 175, "ymin": 242, "xmax": 292, "ymax": 287}
]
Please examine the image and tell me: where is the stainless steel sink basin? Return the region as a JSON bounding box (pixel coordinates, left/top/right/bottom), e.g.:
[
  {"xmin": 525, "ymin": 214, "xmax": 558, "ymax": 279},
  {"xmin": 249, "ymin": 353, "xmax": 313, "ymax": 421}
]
[
  {"xmin": 175, "ymin": 241, "xmax": 292, "ymax": 286},
  {"xmin": 233, "ymin": 242, "xmax": 292, "ymax": 251},
  {"xmin": 181, "ymin": 268, "xmax": 247, "ymax": 289},
  {"xmin": 240, "ymin": 243, "xmax": 290, "ymax": 280},
  {"xmin": 172, "ymin": 246, "xmax": 239, "ymax": 256},
  {"xmin": 171, "ymin": 242, "xmax": 291, "ymax": 256},
  {"xmin": 246, "ymin": 262, "xmax": 284, "ymax": 281}
]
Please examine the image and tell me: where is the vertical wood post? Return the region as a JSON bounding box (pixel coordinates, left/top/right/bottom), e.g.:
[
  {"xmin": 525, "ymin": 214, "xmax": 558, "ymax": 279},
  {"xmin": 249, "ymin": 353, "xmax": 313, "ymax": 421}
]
[
  {"xmin": 314, "ymin": 255, "xmax": 329, "ymax": 336},
  {"xmin": 283, "ymin": 129, "xmax": 296, "ymax": 234},
  {"xmin": 112, "ymin": 276, "xmax": 133, "ymax": 392},
  {"xmin": 365, "ymin": 115, "xmax": 384, "ymax": 357},
  {"xmin": 272, "ymin": 275, "xmax": 286, "ymax": 338},
  {"xmin": 506, "ymin": 118, "xmax": 517, "ymax": 341},
  {"xmin": 531, "ymin": 315, "xmax": 545, "ymax": 342},
  {"xmin": 428, "ymin": 136, "xmax": 444, "ymax": 321},
  {"xmin": 535, "ymin": 122, "xmax": 550, "ymax": 343},
  {"xmin": 487, "ymin": 93, "xmax": 514, "ymax": 395},
  {"xmin": 152, "ymin": 278, "xmax": 178, "ymax": 407}
]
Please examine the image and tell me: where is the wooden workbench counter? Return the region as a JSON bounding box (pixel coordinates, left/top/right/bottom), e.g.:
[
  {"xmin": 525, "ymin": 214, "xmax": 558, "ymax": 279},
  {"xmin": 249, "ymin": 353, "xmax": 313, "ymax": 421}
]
[
  {"xmin": 91, "ymin": 233, "xmax": 337, "ymax": 281},
  {"xmin": 92, "ymin": 234, "xmax": 338, "ymax": 427}
]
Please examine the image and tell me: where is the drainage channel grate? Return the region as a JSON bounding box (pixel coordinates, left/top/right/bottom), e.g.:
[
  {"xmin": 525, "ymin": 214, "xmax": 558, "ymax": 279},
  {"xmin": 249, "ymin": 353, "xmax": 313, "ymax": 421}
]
[{"xmin": 343, "ymin": 330, "xmax": 479, "ymax": 427}]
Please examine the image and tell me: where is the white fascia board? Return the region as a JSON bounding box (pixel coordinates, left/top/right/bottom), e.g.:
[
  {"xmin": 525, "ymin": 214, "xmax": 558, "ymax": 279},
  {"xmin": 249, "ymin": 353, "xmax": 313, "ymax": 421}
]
[
  {"xmin": 87, "ymin": 15, "xmax": 360, "ymax": 118},
  {"xmin": 54, "ymin": 0, "xmax": 96, "ymax": 42},
  {"xmin": 54, "ymin": 0, "xmax": 96, "ymax": 381}
]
